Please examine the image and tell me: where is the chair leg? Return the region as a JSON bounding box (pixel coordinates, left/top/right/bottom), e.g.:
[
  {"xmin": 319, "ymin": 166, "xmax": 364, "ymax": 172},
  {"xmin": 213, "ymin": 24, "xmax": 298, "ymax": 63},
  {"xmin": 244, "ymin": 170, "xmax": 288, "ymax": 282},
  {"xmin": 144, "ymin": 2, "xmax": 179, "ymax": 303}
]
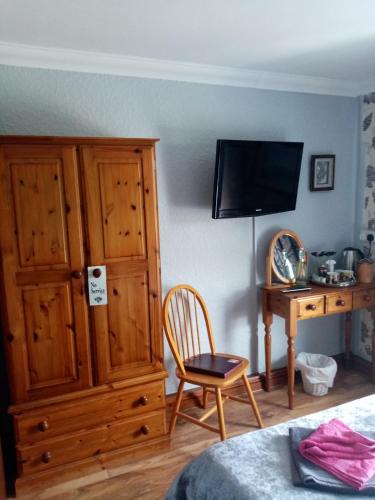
[
  {"xmin": 202, "ymin": 386, "xmax": 208, "ymax": 409},
  {"xmin": 169, "ymin": 380, "xmax": 185, "ymax": 434},
  {"xmin": 215, "ymin": 387, "xmax": 226, "ymax": 441},
  {"xmin": 242, "ymin": 374, "xmax": 263, "ymax": 428}
]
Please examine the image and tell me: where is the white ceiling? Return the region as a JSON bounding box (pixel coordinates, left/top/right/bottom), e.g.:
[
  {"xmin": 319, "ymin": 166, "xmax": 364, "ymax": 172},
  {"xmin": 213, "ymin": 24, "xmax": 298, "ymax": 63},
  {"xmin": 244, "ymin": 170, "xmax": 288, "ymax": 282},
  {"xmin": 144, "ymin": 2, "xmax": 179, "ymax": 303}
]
[{"xmin": 1, "ymin": 0, "xmax": 375, "ymax": 96}]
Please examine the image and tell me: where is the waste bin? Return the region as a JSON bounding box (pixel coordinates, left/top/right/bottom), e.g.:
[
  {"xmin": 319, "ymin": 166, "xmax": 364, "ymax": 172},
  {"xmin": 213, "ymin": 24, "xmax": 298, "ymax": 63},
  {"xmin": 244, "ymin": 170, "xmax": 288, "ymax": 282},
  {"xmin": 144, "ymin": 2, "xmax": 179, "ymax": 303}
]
[{"xmin": 295, "ymin": 352, "xmax": 337, "ymax": 396}]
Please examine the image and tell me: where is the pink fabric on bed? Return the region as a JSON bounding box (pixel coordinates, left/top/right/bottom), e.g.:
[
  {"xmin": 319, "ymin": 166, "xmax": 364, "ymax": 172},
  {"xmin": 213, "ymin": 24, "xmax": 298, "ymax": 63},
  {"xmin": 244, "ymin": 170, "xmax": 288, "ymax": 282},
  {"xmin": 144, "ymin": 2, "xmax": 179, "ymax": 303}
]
[{"xmin": 298, "ymin": 418, "xmax": 375, "ymax": 490}]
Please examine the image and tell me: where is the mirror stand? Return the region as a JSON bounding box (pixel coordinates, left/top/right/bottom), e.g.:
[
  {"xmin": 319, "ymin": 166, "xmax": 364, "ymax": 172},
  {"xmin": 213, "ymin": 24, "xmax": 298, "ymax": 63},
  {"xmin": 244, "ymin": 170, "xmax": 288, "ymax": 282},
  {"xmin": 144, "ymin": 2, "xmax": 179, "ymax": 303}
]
[{"xmin": 265, "ymin": 228, "xmax": 305, "ymax": 287}]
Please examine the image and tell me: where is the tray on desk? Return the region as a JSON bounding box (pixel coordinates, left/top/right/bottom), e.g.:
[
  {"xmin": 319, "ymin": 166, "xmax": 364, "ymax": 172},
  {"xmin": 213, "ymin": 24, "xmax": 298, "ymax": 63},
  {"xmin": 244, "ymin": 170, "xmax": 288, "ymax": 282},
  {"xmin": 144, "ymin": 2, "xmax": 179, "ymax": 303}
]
[{"xmin": 310, "ymin": 278, "xmax": 357, "ymax": 288}]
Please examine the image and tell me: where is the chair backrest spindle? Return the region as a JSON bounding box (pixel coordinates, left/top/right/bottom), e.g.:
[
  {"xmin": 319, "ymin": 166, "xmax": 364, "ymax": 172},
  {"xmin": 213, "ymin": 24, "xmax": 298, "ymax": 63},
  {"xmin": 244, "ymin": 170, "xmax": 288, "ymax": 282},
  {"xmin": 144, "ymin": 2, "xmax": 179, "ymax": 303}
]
[
  {"xmin": 186, "ymin": 290, "xmax": 196, "ymax": 357},
  {"xmin": 193, "ymin": 293, "xmax": 202, "ymax": 355},
  {"xmin": 180, "ymin": 289, "xmax": 191, "ymax": 359},
  {"xmin": 163, "ymin": 284, "xmax": 216, "ymax": 375}
]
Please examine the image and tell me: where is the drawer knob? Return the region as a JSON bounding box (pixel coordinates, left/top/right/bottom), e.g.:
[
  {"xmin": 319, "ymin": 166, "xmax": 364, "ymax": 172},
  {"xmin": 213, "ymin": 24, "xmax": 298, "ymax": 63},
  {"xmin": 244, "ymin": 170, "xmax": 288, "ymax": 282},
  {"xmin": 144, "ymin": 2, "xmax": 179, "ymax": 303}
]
[
  {"xmin": 42, "ymin": 451, "xmax": 52, "ymax": 463},
  {"xmin": 306, "ymin": 304, "xmax": 317, "ymax": 311},
  {"xmin": 140, "ymin": 425, "xmax": 150, "ymax": 435},
  {"xmin": 72, "ymin": 270, "xmax": 82, "ymax": 279},
  {"xmin": 138, "ymin": 395, "xmax": 149, "ymax": 406},
  {"xmin": 364, "ymin": 295, "xmax": 371, "ymax": 302},
  {"xmin": 37, "ymin": 420, "xmax": 49, "ymax": 432},
  {"xmin": 336, "ymin": 299, "xmax": 345, "ymax": 306}
]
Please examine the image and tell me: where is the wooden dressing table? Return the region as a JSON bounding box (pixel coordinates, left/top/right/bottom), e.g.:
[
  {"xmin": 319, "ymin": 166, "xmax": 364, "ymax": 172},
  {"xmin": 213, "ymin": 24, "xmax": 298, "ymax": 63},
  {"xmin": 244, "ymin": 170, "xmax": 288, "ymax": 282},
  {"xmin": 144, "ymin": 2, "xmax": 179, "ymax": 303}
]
[{"xmin": 262, "ymin": 282, "xmax": 375, "ymax": 409}]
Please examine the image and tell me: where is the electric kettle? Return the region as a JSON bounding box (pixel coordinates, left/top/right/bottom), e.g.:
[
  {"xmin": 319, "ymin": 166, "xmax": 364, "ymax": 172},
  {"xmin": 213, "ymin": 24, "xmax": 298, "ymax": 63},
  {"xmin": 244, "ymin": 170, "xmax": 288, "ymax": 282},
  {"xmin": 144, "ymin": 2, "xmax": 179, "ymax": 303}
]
[{"xmin": 341, "ymin": 247, "xmax": 364, "ymax": 271}]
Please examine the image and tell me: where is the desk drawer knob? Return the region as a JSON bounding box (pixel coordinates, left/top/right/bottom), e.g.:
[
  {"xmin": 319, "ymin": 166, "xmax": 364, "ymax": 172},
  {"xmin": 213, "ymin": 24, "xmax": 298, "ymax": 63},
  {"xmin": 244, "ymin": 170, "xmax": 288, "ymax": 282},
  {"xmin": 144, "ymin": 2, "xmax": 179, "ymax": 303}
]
[
  {"xmin": 37, "ymin": 420, "xmax": 49, "ymax": 432},
  {"xmin": 138, "ymin": 395, "xmax": 149, "ymax": 406},
  {"xmin": 306, "ymin": 304, "xmax": 317, "ymax": 311},
  {"xmin": 140, "ymin": 425, "xmax": 150, "ymax": 435},
  {"xmin": 336, "ymin": 299, "xmax": 345, "ymax": 306},
  {"xmin": 42, "ymin": 451, "xmax": 52, "ymax": 463}
]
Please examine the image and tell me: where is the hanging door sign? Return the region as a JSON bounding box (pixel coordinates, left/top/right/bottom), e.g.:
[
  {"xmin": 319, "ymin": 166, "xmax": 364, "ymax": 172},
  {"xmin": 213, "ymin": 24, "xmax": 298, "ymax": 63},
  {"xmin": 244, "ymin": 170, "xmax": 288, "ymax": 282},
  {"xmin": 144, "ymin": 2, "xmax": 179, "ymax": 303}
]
[{"xmin": 88, "ymin": 266, "xmax": 108, "ymax": 306}]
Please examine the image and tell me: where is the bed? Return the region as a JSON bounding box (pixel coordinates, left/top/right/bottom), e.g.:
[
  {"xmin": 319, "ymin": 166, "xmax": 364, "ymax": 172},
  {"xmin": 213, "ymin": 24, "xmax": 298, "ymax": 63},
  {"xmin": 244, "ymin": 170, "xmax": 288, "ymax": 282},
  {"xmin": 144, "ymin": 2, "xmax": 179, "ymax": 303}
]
[{"xmin": 165, "ymin": 394, "xmax": 375, "ymax": 500}]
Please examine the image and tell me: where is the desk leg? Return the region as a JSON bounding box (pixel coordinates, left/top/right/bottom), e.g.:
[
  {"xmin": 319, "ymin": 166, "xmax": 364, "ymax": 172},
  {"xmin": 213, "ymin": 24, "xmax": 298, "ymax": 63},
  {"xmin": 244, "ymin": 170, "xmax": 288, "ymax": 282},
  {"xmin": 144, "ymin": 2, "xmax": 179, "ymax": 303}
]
[
  {"xmin": 344, "ymin": 311, "xmax": 352, "ymax": 370},
  {"xmin": 287, "ymin": 337, "xmax": 295, "ymax": 410},
  {"xmin": 286, "ymin": 312, "xmax": 297, "ymax": 410},
  {"xmin": 264, "ymin": 311, "xmax": 273, "ymax": 392}
]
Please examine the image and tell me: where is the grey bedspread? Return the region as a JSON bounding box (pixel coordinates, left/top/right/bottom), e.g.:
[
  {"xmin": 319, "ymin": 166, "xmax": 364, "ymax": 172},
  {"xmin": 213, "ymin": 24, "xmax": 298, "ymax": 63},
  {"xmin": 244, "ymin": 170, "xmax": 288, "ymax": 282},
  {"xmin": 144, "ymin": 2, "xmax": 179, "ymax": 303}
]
[{"xmin": 165, "ymin": 394, "xmax": 375, "ymax": 500}]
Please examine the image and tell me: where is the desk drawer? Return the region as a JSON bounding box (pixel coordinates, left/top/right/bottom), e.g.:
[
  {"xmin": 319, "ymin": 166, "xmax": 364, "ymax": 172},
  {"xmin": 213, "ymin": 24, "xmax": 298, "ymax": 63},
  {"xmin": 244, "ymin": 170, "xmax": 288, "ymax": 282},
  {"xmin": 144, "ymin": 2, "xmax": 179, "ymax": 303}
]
[
  {"xmin": 14, "ymin": 381, "xmax": 165, "ymax": 445},
  {"xmin": 353, "ymin": 289, "xmax": 375, "ymax": 309},
  {"xmin": 326, "ymin": 292, "xmax": 352, "ymax": 314},
  {"xmin": 297, "ymin": 297, "xmax": 325, "ymax": 319},
  {"xmin": 17, "ymin": 410, "xmax": 166, "ymax": 476}
]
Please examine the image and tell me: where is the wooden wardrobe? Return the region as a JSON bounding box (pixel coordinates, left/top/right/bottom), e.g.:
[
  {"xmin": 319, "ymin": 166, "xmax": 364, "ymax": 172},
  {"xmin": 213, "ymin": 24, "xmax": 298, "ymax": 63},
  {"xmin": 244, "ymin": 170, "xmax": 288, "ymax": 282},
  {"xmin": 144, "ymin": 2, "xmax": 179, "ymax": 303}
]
[{"xmin": 0, "ymin": 136, "xmax": 167, "ymax": 489}]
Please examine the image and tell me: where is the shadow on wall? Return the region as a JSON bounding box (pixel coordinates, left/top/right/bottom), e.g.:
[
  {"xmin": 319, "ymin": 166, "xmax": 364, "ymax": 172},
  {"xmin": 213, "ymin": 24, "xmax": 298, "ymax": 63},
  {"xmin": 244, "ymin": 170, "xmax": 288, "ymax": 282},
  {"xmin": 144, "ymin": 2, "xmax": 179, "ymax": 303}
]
[
  {"xmin": 0, "ymin": 99, "xmax": 112, "ymax": 137},
  {"xmin": 223, "ymin": 286, "xmax": 259, "ymax": 373},
  {"xmin": 157, "ymin": 134, "xmax": 217, "ymax": 209},
  {"xmin": 215, "ymin": 222, "xmax": 285, "ymax": 375}
]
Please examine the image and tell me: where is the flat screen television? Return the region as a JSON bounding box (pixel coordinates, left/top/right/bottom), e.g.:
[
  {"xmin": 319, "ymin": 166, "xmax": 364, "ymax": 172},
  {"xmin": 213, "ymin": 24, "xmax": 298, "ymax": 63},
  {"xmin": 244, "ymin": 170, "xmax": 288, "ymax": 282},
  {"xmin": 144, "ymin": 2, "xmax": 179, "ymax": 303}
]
[{"xmin": 212, "ymin": 139, "xmax": 304, "ymax": 219}]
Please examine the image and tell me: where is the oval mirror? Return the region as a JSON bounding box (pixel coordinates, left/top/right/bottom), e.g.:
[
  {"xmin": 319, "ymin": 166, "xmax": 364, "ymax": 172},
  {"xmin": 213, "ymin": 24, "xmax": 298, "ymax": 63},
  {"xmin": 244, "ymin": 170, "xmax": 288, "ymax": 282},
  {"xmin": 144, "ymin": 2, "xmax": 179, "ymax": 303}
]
[{"xmin": 266, "ymin": 229, "xmax": 305, "ymax": 285}]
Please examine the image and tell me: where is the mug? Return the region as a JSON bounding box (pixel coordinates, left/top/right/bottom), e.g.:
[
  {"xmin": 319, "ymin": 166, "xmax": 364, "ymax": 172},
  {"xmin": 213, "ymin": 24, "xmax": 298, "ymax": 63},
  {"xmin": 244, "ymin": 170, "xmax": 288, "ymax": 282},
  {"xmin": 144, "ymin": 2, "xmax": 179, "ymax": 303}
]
[
  {"xmin": 327, "ymin": 271, "xmax": 339, "ymax": 284},
  {"xmin": 337, "ymin": 269, "xmax": 354, "ymax": 282}
]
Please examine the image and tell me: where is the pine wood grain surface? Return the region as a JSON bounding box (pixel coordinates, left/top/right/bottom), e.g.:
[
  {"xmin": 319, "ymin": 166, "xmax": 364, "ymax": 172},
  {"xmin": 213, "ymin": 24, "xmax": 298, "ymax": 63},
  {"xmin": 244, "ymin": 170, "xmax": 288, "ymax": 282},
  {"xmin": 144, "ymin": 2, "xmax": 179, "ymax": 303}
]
[{"xmin": 14, "ymin": 369, "xmax": 375, "ymax": 500}]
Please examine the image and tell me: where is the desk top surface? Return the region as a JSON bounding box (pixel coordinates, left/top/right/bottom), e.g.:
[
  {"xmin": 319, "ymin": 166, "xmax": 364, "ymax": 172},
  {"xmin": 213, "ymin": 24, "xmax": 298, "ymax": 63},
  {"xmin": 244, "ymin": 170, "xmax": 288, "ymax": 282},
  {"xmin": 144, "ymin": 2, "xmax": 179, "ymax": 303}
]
[{"xmin": 263, "ymin": 282, "xmax": 375, "ymax": 301}]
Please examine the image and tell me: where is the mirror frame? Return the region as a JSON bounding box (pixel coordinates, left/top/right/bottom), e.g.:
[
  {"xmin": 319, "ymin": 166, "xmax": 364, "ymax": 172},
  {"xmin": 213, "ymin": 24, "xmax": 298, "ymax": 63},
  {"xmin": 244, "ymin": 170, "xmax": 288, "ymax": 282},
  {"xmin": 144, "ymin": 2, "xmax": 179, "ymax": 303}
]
[{"xmin": 266, "ymin": 229, "xmax": 305, "ymax": 286}]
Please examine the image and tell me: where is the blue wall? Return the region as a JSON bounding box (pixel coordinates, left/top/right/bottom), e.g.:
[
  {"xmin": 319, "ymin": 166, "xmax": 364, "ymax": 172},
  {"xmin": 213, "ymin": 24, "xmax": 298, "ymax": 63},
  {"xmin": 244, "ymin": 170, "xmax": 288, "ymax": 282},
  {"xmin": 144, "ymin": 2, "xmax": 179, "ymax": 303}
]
[{"xmin": 0, "ymin": 65, "xmax": 359, "ymax": 393}]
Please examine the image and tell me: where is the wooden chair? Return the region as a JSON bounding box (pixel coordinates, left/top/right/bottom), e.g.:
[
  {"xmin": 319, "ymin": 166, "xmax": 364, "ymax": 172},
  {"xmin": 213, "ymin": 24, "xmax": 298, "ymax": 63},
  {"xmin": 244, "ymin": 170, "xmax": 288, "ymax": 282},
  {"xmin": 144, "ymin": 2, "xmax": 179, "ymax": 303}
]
[{"xmin": 163, "ymin": 284, "xmax": 263, "ymax": 441}]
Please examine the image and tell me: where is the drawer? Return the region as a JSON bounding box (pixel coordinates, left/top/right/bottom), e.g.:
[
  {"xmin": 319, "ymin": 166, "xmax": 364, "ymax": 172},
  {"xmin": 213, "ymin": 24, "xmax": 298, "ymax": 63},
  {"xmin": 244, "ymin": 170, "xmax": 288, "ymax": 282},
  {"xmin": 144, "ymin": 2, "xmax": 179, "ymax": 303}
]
[
  {"xmin": 353, "ymin": 289, "xmax": 375, "ymax": 309},
  {"xmin": 297, "ymin": 297, "xmax": 325, "ymax": 319},
  {"xmin": 326, "ymin": 292, "xmax": 352, "ymax": 314},
  {"xmin": 14, "ymin": 381, "xmax": 165, "ymax": 445},
  {"xmin": 17, "ymin": 410, "xmax": 166, "ymax": 476}
]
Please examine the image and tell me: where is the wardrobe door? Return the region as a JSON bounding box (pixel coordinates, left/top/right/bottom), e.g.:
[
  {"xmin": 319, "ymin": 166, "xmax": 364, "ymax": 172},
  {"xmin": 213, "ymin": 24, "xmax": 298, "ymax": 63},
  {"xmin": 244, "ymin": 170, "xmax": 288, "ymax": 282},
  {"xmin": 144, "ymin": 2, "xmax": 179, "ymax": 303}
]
[
  {"xmin": 0, "ymin": 439, "xmax": 5, "ymax": 500},
  {"xmin": 0, "ymin": 145, "xmax": 92, "ymax": 403},
  {"xmin": 81, "ymin": 145, "xmax": 163, "ymax": 384}
]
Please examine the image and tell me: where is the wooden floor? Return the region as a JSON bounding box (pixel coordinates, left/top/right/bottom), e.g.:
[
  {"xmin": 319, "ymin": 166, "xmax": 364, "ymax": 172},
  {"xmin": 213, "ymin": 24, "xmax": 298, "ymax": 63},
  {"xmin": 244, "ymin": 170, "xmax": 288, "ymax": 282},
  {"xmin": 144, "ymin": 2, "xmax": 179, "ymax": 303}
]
[{"xmin": 14, "ymin": 369, "xmax": 375, "ymax": 500}]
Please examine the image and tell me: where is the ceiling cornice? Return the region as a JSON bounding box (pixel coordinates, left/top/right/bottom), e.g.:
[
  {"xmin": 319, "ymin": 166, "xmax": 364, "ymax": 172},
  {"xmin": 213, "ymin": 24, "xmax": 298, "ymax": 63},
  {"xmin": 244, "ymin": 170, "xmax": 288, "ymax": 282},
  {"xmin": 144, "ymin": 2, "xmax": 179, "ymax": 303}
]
[
  {"xmin": 0, "ymin": 41, "xmax": 363, "ymax": 97},
  {"xmin": 357, "ymin": 77, "xmax": 375, "ymax": 97}
]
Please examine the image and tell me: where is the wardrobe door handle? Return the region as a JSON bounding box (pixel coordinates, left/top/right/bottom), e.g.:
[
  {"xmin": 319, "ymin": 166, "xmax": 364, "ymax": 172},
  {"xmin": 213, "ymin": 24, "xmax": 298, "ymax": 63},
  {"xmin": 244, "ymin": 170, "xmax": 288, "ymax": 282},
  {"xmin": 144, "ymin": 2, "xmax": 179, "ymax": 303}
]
[
  {"xmin": 72, "ymin": 270, "xmax": 82, "ymax": 279},
  {"xmin": 306, "ymin": 304, "xmax": 316, "ymax": 311},
  {"xmin": 93, "ymin": 268, "xmax": 102, "ymax": 278}
]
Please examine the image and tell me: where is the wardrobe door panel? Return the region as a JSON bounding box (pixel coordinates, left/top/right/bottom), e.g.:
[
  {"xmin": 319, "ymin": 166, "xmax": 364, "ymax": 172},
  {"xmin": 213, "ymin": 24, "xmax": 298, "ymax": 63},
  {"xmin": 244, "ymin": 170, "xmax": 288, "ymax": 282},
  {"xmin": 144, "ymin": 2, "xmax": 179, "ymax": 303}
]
[
  {"xmin": 107, "ymin": 273, "xmax": 151, "ymax": 369},
  {"xmin": 11, "ymin": 160, "xmax": 69, "ymax": 267},
  {"xmin": 0, "ymin": 145, "xmax": 92, "ymax": 402},
  {"xmin": 98, "ymin": 161, "xmax": 146, "ymax": 259},
  {"xmin": 22, "ymin": 283, "xmax": 77, "ymax": 389},
  {"xmin": 81, "ymin": 146, "xmax": 163, "ymax": 383}
]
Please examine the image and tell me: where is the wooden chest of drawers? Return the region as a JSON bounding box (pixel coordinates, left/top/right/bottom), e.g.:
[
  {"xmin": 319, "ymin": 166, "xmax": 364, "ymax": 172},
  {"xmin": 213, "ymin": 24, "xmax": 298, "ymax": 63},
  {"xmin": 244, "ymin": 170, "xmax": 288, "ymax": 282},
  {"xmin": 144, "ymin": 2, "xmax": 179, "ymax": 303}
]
[
  {"xmin": 0, "ymin": 136, "xmax": 169, "ymax": 489},
  {"xmin": 14, "ymin": 381, "xmax": 165, "ymax": 444},
  {"xmin": 17, "ymin": 410, "xmax": 165, "ymax": 475},
  {"xmin": 11, "ymin": 379, "xmax": 167, "ymax": 477}
]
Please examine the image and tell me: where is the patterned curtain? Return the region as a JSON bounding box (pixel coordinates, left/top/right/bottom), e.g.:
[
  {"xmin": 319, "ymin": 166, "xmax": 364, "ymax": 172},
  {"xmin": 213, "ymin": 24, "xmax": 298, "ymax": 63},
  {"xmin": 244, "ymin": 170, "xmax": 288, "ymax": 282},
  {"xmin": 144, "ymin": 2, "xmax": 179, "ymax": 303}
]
[{"xmin": 360, "ymin": 93, "xmax": 375, "ymax": 360}]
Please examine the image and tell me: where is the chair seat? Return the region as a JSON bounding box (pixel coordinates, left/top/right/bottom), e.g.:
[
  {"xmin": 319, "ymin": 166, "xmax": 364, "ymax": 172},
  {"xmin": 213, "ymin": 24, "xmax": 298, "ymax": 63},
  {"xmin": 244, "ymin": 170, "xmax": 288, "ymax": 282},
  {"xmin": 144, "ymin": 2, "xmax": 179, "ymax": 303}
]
[{"xmin": 176, "ymin": 353, "xmax": 249, "ymax": 388}]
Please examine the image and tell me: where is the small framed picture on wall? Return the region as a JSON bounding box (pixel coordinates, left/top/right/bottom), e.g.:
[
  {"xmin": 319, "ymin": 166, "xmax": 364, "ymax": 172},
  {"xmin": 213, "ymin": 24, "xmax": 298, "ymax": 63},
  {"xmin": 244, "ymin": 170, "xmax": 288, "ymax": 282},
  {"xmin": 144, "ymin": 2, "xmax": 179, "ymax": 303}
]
[{"xmin": 310, "ymin": 155, "xmax": 335, "ymax": 191}]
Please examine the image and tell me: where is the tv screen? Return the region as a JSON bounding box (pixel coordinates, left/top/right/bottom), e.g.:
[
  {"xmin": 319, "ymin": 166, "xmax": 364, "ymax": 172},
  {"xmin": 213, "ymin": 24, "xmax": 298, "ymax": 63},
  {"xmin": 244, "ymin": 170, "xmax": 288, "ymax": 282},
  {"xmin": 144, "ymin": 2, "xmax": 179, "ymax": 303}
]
[{"xmin": 212, "ymin": 139, "xmax": 304, "ymax": 219}]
